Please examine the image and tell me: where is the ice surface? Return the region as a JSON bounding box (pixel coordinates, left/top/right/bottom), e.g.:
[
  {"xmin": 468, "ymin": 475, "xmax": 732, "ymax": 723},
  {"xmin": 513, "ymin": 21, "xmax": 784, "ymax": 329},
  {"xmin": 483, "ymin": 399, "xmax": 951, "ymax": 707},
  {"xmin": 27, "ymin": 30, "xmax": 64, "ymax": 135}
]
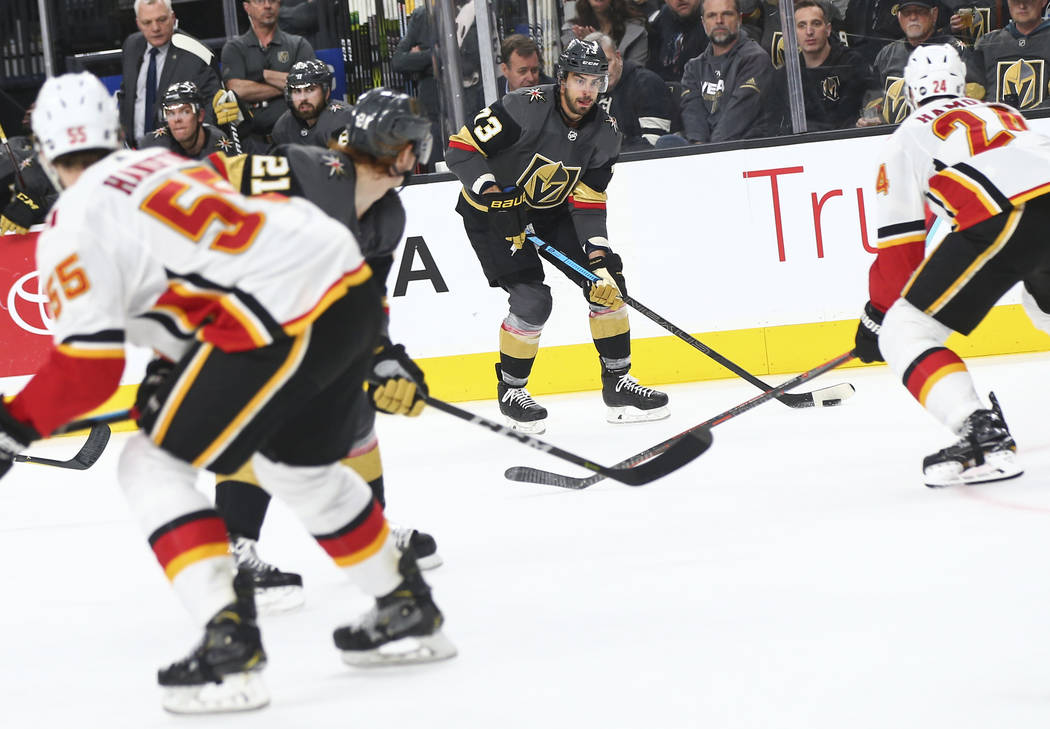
[{"xmin": 3, "ymin": 353, "xmax": 1050, "ymax": 728}]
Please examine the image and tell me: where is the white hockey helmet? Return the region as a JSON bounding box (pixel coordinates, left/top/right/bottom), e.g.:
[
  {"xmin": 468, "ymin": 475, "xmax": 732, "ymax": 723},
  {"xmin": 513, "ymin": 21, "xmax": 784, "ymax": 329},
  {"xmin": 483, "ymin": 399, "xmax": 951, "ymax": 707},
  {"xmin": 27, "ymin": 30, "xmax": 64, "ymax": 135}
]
[
  {"xmin": 903, "ymin": 44, "xmax": 966, "ymax": 110},
  {"xmin": 32, "ymin": 72, "xmax": 119, "ymax": 189}
]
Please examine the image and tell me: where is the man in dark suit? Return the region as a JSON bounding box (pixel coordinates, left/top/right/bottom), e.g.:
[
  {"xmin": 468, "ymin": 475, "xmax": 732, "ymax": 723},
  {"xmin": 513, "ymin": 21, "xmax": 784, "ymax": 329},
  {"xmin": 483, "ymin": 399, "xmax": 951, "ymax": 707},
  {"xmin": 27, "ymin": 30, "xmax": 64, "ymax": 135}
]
[{"xmin": 118, "ymin": 0, "xmax": 222, "ymax": 147}]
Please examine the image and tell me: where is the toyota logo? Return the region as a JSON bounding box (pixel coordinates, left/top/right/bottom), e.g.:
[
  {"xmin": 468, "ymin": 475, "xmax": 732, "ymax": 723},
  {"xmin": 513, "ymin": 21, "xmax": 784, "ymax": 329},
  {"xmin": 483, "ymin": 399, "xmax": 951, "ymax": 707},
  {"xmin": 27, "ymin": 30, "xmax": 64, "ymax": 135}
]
[{"xmin": 6, "ymin": 271, "xmax": 53, "ymax": 336}]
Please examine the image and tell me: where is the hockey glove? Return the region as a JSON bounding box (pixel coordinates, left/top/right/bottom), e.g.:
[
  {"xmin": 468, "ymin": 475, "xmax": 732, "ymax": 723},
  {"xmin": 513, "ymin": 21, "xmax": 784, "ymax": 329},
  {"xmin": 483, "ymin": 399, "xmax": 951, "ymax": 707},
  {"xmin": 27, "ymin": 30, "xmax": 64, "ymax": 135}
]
[
  {"xmin": 368, "ymin": 340, "xmax": 428, "ymax": 416},
  {"xmin": 0, "ymin": 399, "xmax": 41, "ymax": 480},
  {"xmin": 586, "ymin": 252, "xmax": 626, "ymax": 310},
  {"xmin": 485, "ymin": 187, "xmax": 528, "ymax": 251},
  {"xmin": 133, "ymin": 357, "xmax": 175, "ymax": 424},
  {"xmin": 854, "ymin": 301, "xmax": 886, "ymax": 363},
  {"xmin": 212, "ymin": 89, "xmax": 244, "ymax": 126},
  {"xmin": 0, "ymin": 192, "xmax": 43, "ymax": 235}
]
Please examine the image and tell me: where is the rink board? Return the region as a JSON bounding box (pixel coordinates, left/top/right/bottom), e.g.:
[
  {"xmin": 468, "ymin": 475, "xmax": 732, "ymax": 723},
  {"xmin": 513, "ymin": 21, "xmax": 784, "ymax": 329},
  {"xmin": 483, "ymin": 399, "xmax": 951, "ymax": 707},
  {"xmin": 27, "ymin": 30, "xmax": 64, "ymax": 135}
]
[{"xmin": 2, "ymin": 125, "xmax": 1049, "ymax": 410}]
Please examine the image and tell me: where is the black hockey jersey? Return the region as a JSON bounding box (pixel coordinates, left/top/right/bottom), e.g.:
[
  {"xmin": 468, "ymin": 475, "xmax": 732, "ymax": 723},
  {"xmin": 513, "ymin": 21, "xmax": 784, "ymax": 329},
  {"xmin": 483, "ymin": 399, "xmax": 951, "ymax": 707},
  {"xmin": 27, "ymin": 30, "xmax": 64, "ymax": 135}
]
[
  {"xmin": 974, "ymin": 20, "xmax": 1050, "ymax": 109},
  {"xmin": 646, "ymin": 5, "xmax": 708, "ymax": 82},
  {"xmin": 768, "ymin": 44, "xmax": 875, "ymax": 133},
  {"xmin": 597, "ymin": 61, "xmax": 673, "ymax": 151},
  {"xmin": 137, "ymin": 124, "xmax": 235, "ymax": 159},
  {"xmin": 446, "ymin": 84, "xmax": 621, "ymax": 245},
  {"xmin": 271, "ymin": 100, "xmax": 355, "ymax": 147}
]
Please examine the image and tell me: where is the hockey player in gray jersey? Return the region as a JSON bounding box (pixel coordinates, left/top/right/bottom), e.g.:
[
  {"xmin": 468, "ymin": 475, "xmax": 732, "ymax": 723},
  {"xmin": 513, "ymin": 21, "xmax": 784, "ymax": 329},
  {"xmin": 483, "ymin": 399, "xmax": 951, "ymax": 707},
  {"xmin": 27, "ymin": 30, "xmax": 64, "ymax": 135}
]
[
  {"xmin": 207, "ymin": 89, "xmax": 440, "ymax": 611},
  {"xmin": 138, "ymin": 81, "xmax": 235, "ymax": 160},
  {"xmin": 271, "ymin": 59, "xmax": 354, "ymax": 147},
  {"xmin": 446, "ymin": 38, "xmax": 669, "ymax": 434}
]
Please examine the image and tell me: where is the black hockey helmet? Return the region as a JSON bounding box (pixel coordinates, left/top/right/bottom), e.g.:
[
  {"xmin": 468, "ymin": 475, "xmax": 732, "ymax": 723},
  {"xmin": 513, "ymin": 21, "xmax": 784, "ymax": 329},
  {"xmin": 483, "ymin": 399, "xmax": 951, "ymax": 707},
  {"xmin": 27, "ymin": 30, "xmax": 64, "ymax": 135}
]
[
  {"xmin": 557, "ymin": 39, "xmax": 609, "ymax": 92},
  {"xmin": 284, "ymin": 59, "xmax": 333, "ymax": 109},
  {"xmin": 336, "ymin": 88, "xmax": 432, "ymax": 165},
  {"xmin": 159, "ymin": 80, "xmax": 203, "ymax": 121}
]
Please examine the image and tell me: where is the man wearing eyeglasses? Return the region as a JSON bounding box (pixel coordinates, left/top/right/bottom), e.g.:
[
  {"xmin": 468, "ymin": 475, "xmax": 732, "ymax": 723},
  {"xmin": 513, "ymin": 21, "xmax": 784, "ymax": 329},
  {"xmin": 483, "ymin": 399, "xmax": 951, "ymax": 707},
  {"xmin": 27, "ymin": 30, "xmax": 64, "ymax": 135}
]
[
  {"xmin": 973, "ymin": 0, "xmax": 1050, "ymax": 109},
  {"xmin": 221, "ymin": 0, "xmax": 317, "ymax": 149}
]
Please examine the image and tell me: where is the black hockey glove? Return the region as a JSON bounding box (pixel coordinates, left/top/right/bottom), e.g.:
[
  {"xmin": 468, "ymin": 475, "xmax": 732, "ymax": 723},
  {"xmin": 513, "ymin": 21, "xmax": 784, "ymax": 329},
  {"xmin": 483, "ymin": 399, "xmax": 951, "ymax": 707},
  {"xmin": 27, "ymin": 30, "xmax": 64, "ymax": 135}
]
[
  {"xmin": 0, "ymin": 399, "xmax": 41, "ymax": 480},
  {"xmin": 368, "ymin": 339, "xmax": 428, "ymax": 416},
  {"xmin": 0, "ymin": 192, "xmax": 43, "ymax": 236},
  {"xmin": 585, "ymin": 252, "xmax": 626, "ymax": 310},
  {"xmin": 484, "ymin": 186, "xmax": 528, "ymax": 251},
  {"xmin": 134, "ymin": 357, "xmax": 175, "ymax": 424},
  {"xmin": 854, "ymin": 301, "xmax": 886, "ymax": 363}
]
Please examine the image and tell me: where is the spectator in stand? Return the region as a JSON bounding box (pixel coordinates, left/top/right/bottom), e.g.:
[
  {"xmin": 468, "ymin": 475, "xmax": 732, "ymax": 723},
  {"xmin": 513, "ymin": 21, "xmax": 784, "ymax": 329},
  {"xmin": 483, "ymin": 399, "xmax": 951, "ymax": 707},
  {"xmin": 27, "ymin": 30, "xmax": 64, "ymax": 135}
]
[
  {"xmin": 498, "ymin": 35, "xmax": 554, "ymax": 96},
  {"xmin": 647, "ymin": 0, "xmax": 708, "ymax": 82},
  {"xmin": 946, "ymin": 1, "xmax": 1003, "ymax": 48},
  {"xmin": 587, "ymin": 32, "xmax": 673, "ymax": 149},
  {"xmin": 565, "ymin": 0, "xmax": 650, "ymax": 65},
  {"xmin": 656, "ymin": 0, "xmax": 774, "ymax": 146},
  {"xmin": 743, "ymin": 0, "xmax": 846, "ymax": 69},
  {"xmin": 138, "ymin": 81, "xmax": 234, "ymax": 159},
  {"xmin": 842, "ymin": 0, "xmax": 908, "ymax": 67},
  {"xmin": 769, "ymin": 0, "xmax": 873, "ymax": 133},
  {"xmin": 973, "ymin": 0, "xmax": 1050, "ymax": 108},
  {"xmin": 271, "ymin": 59, "xmax": 353, "ymax": 146},
  {"xmin": 118, "ymin": 0, "xmax": 222, "ymax": 146},
  {"xmin": 856, "ymin": 0, "xmax": 981, "ymax": 126},
  {"xmin": 222, "ymin": 0, "xmax": 316, "ymax": 150}
]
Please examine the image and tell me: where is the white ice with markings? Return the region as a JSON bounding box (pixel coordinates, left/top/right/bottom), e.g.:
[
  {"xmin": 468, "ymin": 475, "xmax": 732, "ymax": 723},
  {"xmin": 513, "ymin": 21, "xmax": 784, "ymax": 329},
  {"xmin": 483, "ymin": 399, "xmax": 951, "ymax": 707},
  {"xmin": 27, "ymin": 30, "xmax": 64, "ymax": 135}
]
[{"xmin": 3, "ymin": 352, "xmax": 1050, "ymax": 728}]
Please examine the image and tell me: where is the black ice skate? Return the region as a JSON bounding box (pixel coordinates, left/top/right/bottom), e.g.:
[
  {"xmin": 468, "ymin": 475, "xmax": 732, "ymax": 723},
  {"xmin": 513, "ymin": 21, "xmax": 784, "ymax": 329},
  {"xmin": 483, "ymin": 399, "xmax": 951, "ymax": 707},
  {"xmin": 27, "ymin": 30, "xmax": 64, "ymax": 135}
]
[
  {"xmin": 231, "ymin": 534, "xmax": 304, "ymax": 614},
  {"xmin": 392, "ymin": 524, "xmax": 443, "ymax": 570},
  {"xmin": 158, "ymin": 571, "xmax": 269, "ymax": 714},
  {"xmin": 601, "ymin": 367, "xmax": 670, "ymax": 423},
  {"xmin": 923, "ymin": 393, "xmax": 1023, "ymax": 488},
  {"xmin": 496, "ymin": 364, "xmax": 548, "ymax": 434},
  {"xmin": 333, "ymin": 552, "xmax": 457, "ymax": 667}
]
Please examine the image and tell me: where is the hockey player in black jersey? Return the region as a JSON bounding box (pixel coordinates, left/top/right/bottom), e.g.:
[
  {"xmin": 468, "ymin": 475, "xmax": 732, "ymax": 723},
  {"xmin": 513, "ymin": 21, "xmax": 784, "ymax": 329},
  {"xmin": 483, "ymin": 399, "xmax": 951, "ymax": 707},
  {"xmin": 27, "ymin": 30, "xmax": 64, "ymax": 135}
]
[
  {"xmin": 138, "ymin": 81, "xmax": 234, "ymax": 160},
  {"xmin": 271, "ymin": 59, "xmax": 354, "ymax": 147},
  {"xmin": 446, "ymin": 39, "xmax": 669, "ymax": 434},
  {"xmin": 206, "ymin": 89, "xmax": 441, "ymax": 611}
]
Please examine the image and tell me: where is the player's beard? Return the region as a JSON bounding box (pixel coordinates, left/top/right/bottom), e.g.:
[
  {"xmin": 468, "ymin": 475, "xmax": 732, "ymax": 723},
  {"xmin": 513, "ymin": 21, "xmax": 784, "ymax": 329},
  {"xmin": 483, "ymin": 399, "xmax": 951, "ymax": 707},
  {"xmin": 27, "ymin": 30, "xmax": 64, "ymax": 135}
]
[
  {"xmin": 562, "ymin": 89, "xmax": 594, "ymax": 119},
  {"xmin": 296, "ymin": 102, "xmax": 321, "ymax": 121}
]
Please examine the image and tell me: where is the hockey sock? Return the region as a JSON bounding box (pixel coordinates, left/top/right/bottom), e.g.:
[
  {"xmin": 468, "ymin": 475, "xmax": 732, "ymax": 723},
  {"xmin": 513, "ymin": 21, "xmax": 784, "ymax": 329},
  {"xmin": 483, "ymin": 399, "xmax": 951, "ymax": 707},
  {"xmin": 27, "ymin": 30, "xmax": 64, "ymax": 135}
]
[
  {"xmin": 251, "ymin": 453, "xmax": 401, "ymax": 597},
  {"xmin": 499, "ymin": 316, "xmax": 542, "ymax": 386},
  {"xmin": 343, "ymin": 433, "xmax": 384, "ymax": 507},
  {"xmin": 589, "ymin": 305, "xmax": 630, "ymax": 372},
  {"xmin": 902, "ymin": 347, "xmax": 983, "ymax": 433},
  {"xmin": 215, "ymin": 467, "xmax": 272, "ymax": 541}
]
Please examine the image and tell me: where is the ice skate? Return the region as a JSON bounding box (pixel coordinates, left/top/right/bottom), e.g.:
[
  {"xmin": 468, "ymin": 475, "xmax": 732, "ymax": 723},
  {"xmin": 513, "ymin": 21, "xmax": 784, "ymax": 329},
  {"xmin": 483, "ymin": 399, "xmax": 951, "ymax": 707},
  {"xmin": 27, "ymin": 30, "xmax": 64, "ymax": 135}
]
[
  {"xmin": 231, "ymin": 534, "xmax": 304, "ymax": 614},
  {"xmin": 392, "ymin": 524, "xmax": 443, "ymax": 570},
  {"xmin": 923, "ymin": 393, "xmax": 1023, "ymax": 488},
  {"xmin": 333, "ymin": 552, "xmax": 457, "ymax": 667},
  {"xmin": 158, "ymin": 571, "xmax": 269, "ymax": 714},
  {"xmin": 496, "ymin": 365, "xmax": 547, "ymax": 433},
  {"xmin": 601, "ymin": 367, "xmax": 669, "ymax": 423}
]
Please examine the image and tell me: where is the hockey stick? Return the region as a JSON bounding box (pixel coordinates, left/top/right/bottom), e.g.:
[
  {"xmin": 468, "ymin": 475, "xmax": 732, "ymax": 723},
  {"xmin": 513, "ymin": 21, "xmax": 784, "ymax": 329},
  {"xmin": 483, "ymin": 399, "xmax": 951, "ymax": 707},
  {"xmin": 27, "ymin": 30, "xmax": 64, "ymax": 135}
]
[
  {"xmin": 505, "ymin": 350, "xmax": 856, "ymax": 489},
  {"xmin": 527, "ymin": 232, "xmax": 855, "ymax": 409},
  {"xmin": 422, "ymin": 394, "xmax": 712, "ymax": 486},
  {"xmin": 14, "ymin": 423, "xmax": 112, "ymax": 470}
]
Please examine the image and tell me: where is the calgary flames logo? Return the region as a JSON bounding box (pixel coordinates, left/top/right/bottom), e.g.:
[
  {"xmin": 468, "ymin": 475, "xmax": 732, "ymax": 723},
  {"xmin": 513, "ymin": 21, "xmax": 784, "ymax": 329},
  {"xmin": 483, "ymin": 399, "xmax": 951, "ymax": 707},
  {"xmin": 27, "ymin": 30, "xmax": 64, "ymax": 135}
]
[
  {"xmin": 516, "ymin": 154, "xmax": 582, "ymax": 209},
  {"xmin": 999, "ymin": 59, "xmax": 1044, "ymax": 109}
]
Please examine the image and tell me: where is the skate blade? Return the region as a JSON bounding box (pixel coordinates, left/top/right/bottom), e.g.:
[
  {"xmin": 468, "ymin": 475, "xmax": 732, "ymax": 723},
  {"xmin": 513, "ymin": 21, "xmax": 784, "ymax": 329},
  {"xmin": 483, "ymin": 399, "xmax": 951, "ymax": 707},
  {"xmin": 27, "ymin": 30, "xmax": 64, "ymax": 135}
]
[
  {"xmin": 254, "ymin": 585, "xmax": 305, "ymax": 616},
  {"xmin": 417, "ymin": 553, "xmax": 443, "ymax": 570},
  {"xmin": 606, "ymin": 404, "xmax": 670, "ymax": 424},
  {"xmin": 504, "ymin": 416, "xmax": 546, "ymax": 434},
  {"xmin": 340, "ymin": 630, "xmax": 457, "ymax": 667},
  {"xmin": 161, "ymin": 671, "xmax": 270, "ymax": 714},
  {"xmin": 925, "ymin": 453, "xmax": 1024, "ymax": 488}
]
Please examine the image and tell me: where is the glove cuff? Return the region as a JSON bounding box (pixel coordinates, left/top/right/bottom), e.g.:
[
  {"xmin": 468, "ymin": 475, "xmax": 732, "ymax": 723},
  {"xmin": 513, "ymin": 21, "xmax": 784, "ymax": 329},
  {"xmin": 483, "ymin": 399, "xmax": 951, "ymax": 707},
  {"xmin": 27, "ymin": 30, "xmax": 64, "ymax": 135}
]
[
  {"xmin": 860, "ymin": 301, "xmax": 885, "ymax": 334},
  {"xmin": 0, "ymin": 400, "xmax": 41, "ymax": 446}
]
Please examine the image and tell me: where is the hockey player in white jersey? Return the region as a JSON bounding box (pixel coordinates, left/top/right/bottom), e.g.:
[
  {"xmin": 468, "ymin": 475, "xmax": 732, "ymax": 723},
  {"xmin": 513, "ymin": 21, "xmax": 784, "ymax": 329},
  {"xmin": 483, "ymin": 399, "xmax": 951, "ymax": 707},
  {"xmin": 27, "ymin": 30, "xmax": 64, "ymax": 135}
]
[
  {"xmin": 0, "ymin": 73, "xmax": 454, "ymax": 714},
  {"xmin": 852, "ymin": 44, "xmax": 1050, "ymax": 487}
]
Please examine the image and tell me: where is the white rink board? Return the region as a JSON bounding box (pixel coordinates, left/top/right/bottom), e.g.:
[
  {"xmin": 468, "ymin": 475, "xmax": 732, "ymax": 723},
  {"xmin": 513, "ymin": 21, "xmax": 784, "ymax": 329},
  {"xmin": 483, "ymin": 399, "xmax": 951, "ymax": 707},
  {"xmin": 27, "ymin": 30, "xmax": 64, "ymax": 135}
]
[{"xmin": 390, "ymin": 119, "xmax": 1050, "ymax": 359}]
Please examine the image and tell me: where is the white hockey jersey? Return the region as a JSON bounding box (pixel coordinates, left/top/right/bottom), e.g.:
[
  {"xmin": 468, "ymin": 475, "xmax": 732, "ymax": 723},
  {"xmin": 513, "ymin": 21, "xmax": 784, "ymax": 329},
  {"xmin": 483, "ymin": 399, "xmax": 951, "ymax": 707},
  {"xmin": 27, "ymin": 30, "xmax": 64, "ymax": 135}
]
[
  {"xmin": 868, "ymin": 96, "xmax": 1050, "ymax": 310},
  {"xmin": 37, "ymin": 147, "xmax": 371, "ymax": 359}
]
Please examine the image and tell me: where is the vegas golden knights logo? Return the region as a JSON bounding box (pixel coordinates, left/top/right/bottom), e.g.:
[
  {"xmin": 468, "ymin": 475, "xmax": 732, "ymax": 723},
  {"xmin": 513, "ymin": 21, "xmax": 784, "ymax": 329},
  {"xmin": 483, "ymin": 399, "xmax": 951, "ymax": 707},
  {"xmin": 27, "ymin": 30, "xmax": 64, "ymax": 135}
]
[
  {"xmin": 998, "ymin": 59, "xmax": 1045, "ymax": 109},
  {"xmin": 882, "ymin": 76, "xmax": 909, "ymax": 124},
  {"xmin": 822, "ymin": 75, "xmax": 840, "ymax": 102},
  {"xmin": 771, "ymin": 32, "xmax": 785, "ymax": 69},
  {"xmin": 516, "ymin": 154, "xmax": 582, "ymax": 209}
]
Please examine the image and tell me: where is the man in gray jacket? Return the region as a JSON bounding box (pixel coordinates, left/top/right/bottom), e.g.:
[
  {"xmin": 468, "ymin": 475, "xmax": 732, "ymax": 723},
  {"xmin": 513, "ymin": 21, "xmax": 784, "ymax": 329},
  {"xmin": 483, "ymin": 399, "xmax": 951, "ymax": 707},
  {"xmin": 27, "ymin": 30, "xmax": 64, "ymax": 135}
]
[{"xmin": 656, "ymin": 0, "xmax": 773, "ymax": 145}]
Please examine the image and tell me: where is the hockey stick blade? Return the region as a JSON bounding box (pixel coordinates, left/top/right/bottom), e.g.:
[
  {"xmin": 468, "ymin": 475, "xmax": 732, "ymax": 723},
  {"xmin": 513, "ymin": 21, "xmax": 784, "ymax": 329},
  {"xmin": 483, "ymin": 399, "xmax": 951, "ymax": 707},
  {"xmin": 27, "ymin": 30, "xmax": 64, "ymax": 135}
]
[
  {"xmin": 505, "ymin": 351, "xmax": 855, "ymax": 489},
  {"xmin": 527, "ymin": 231, "xmax": 855, "ymax": 410},
  {"xmin": 14, "ymin": 423, "xmax": 112, "ymax": 470},
  {"xmin": 422, "ymin": 395, "xmax": 711, "ymax": 486}
]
